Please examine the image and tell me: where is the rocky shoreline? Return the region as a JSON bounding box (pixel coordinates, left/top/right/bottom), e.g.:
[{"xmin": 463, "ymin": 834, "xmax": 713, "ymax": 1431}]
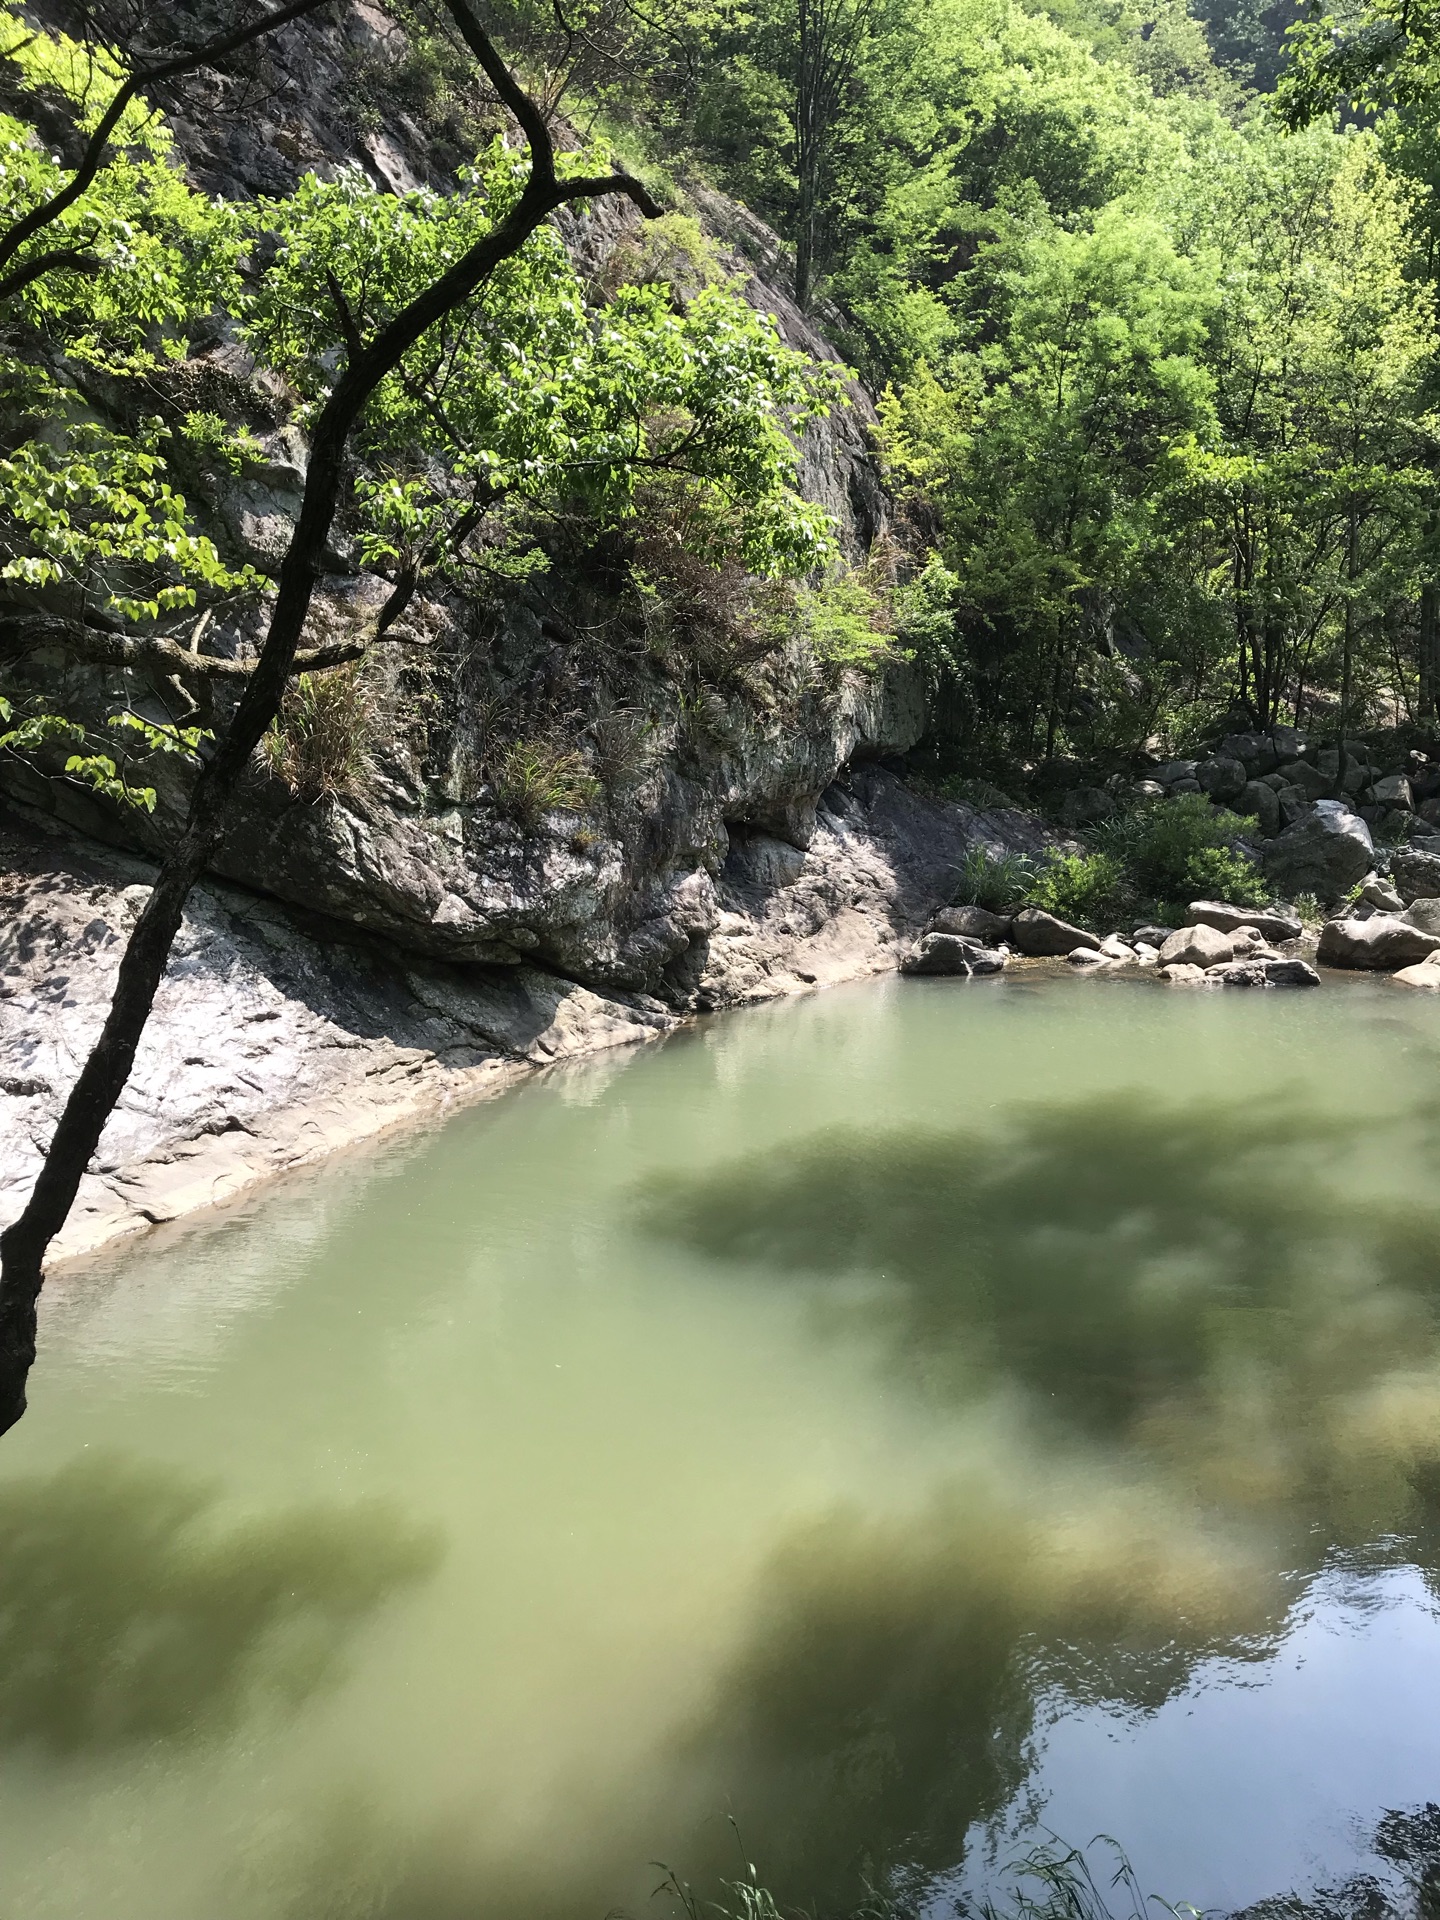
[{"xmin": 0, "ymin": 771, "xmax": 1048, "ymax": 1264}]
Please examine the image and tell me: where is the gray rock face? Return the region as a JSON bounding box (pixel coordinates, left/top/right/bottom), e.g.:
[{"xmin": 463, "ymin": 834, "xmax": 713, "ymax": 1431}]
[
  {"xmin": 1403, "ymin": 897, "xmax": 1440, "ymax": 935},
  {"xmin": 1236, "ymin": 780, "xmax": 1280, "ymax": 836},
  {"xmin": 1188, "ymin": 899, "xmax": 1302, "ymax": 943},
  {"xmin": 1373, "ymin": 773, "xmax": 1414, "ymax": 809},
  {"xmin": 932, "ymin": 904, "xmax": 1013, "ymax": 942},
  {"xmin": 1196, "ymin": 756, "xmax": 1247, "ymax": 803},
  {"xmin": 1390, "ymin": 847, "xmax": 1440, "ymax": 904},
  {"xmin": 1011, "ymin": 909, "xmax": 1101, "ymax": 956},
  {"xmin": 901, "ymin": 933, "xmax": 1006, "ymax": 976},
  {"xmin": 1159, "ymin": 923, "xmax": 1251, "ymax": 969},
  {"xmin": 1263, "ymin": 802, "xmax": 1374, "ymax": 903},
  {"xmin": 1317, "ymin": 915, "xmax": 1440, "ymax": 970},
  {"xmin": 1210, "ymin": 957, "xmax": 1321, "ymax": 987}
]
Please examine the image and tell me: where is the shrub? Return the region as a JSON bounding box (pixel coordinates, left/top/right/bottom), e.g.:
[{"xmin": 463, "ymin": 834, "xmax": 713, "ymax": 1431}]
[
  {"xmin": 1025, "ymin": 850, "xmax": 1126, "ymax": 929},
  {"xmin": 490, "ymin": 738, "xmax": 600, "ymax": 829},
  {"xmin": 952, "ymin": 846, "xmax": 1038, "ymax": 910},
  {"xmin": 1093, "ymin": 793, "xmax": 1265, "ymax": 910},
  {"xmin": 799, "ymin": 570, "xmax": 897, "ymax": 681},
  {"xmin": 261, "ymin": 668, "xmax": 368, "ymax": 801}
]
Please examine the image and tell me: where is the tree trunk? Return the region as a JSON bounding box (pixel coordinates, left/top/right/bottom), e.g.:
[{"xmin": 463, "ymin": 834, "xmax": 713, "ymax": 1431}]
[
  {"xmin": 0, "ymin": 0, "xmax": 658, "ymax": 1437},
  {"xmin": 1420, "ymin": 582, "xmax": 1439, "ymax": 724}
]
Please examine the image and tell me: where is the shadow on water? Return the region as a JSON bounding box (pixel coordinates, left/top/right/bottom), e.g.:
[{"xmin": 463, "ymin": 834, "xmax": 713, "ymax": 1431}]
[
  {"xmin": 622, "ymin": 1090, "xmax": 1440, "ymax": 1907},
  {"xmin": 0, "ymin": 1454, "xmax": 443, "ymax": 1753}
]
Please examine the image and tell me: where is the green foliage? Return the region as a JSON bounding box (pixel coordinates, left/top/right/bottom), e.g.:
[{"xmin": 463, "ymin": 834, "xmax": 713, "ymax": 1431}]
[
  {"xmin": 1093, "ymin": 793, "xmax": 1265, "ymax": 908},
  {"xmin": 489, "ymin": 738, "xmax": 601, "ymax": 827},
  {"xmin": 952, "ymin": 845, "xmax": 1040, "ymax": 908},
  {"xmin": 798, "ymin": 569, "xmax": 898, "ymax": 679},
  {"xmin": 242, "ymin": 147, "xmax": 842, "ymax": 581},
  {"xmin": 261, "ymin": 671, "xmax": 369, "ymax": 803},
  {"xmin": 1025, "ymin": 848, "xmax": 1127, "ymax": 925},
  {"xmin": 0, "ymin": 694, "xmax": 207, "ymax": 811}
]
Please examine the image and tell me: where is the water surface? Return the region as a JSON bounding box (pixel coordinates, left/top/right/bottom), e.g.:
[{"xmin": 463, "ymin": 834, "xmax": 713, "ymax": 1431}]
[{"xmin": 5, "ymin": 972, "xmax": 1440, "ymax": 1918}]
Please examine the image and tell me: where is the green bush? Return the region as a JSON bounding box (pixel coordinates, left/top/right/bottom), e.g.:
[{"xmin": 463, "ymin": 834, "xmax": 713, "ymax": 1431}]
[
  {"xmin": 1025, "ymin": 850, "xmax": 1126, "ymax": 929},
  {"xmin": 1093, "ymin": 794, "xmax": 1266, "ymax": 911},
  {"xmin": 952, "ymin": 846, "xmax": 1038, "ymax": 910}
]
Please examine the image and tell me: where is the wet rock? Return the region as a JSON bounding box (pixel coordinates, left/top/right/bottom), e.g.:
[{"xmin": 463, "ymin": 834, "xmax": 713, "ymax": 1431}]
[
  {"xmin": 1188, "ymin": 900, "xmax": 1302, "ymax": 943},
  {"xmin": 1236, "ymin": 780, "xmax": 1280, "ymax": 836},
  {"xmin": 1317, "ymin": 914, "xmax": 1440, "ymax": 970},
  {"xmin": 1159, "ymin": 923, "xmax": 1252, "ymax": 969},
  {"xmin": 1067, "ymin": 946, "xmax": 1111, "ymax": 967},
  {"xmin": 1209, "ymin": 957, "xmax": 1321, "ymax": 988},
  {"xmin": 901, "ymin": 933, "xmax": 1006, "ymax": 976},
  {"xmin": 932, "ymin": 904, "xmax": 1013, "ymax": 943},
  {"xmin": 1263, "ymin": 802, "xmax": 1374, "ymax": 903},
  {"xmin": 1196, "ymin": 756, "xmax": 1248, "ymax": 803},
  {"xmin": 1390, "ymin": 847, "xmax": 1440, "ymax": 904},
  {"xmin": 1011, "ymin": 908, "xmax": 1101, "ymax": 956}
]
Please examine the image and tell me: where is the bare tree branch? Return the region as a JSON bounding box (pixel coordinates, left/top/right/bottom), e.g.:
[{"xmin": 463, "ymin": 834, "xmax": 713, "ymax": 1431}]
[{"xmin": 0, "ymin": 613, "xmax": 364, "ymax": 677}]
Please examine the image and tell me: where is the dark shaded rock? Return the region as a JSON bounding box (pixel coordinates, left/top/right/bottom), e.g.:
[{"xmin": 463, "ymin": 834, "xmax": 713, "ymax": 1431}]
[
  {"xmin": 1011, "ymin": 908, "xmax": 1100, "ymax": 956},
  {"xmin": 1317, "ymin": 915, "xmax": 1440, "ymax": 970},
  {"xmin": 1188, "ymin": 900, "xmax": 1302, "ymax": 942},
  {"xmin": 1235, "ymin": 780, "xmax": 1280, "ymax": 836},
  {"xmin": 932, "ymin": 904, "xmax": 1012, "ymax": 942},
  {"xmin": 1219, "ymin": 732, "xmax": 1282, "ymax": 776},
  {"xmin": 1196, "ymin": 756, "xmax": 1247, "ymax": 803},
  {"xmin": 1132, "ymin": 923, "xmax": 1175, "ymax": 948},
  {"xmin": 1390, "ymin": 847, "xmax": 1440, "ymax": 904},
  {"xmin": 1059, "ymin": 786, "xmax": 1113, "ymax": 827},
  {"xmin": 1262, "ymin": 803, "xmax": 1373, "ymax": 903},
  {"xmin": 1277, "ymin": 760, "xmax": 1331, "ymax": 801},
  {"xmin": 901, "ymin": 933, "xmax": 1006, "ymax": 976},
  {"xmin": 1154, "ymin": 761, "xmax": 1197, "ymax": 786}
]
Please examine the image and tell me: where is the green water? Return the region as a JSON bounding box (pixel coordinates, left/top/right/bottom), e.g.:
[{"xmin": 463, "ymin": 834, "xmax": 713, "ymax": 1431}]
[{"xmin": 4, "ymin": 971, "xmax": 1440, "ymax": 1918}]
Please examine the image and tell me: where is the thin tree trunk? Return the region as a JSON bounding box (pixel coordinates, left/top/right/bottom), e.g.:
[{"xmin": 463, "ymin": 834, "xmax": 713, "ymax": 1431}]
[
  {"xmin": 1334, "ymin": 507, "xmax": 1358, "ymax": 800},
  {"xmin": 1420, "ymin": 582, "xmax": 1439, "ymax": 724},
  {"xmin": 0, "ymin": 0, "xmax": 657, "ymax": 1436}
]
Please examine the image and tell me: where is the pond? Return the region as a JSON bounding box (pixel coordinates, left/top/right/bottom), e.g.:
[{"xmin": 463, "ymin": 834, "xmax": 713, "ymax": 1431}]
[{"xmin": 3, "ymin": 971, "xmax": 1440, "ymax": 1920}]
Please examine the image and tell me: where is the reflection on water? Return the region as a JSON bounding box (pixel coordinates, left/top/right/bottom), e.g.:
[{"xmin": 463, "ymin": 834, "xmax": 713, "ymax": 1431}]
[{"xmin": 1, "ymin": 978, "xmax": 1440, "ymax": 1917}]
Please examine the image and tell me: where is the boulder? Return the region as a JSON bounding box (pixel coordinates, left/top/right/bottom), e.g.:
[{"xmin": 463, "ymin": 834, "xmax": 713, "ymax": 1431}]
[
  {"xmin": 1276, "ymin": 786, "xmax": 1312, "ymax": 828},
  {"xmin": 1169, "ymin": 778, "xmax": 1203, "ymax": 795},
  {"xmin": 1402, "ymin": 897, "xmax": 1440, "ymax": 936},
  {"xmin": 1314, "ymin": 749, "xmax": 1371, "ymax": 792},
  {"xmin": 933, "ymin": 903, "xmax": 1013, "ymax": 943},
  {"xmin": 1220, "ymin": 732, "xmax": 1282, "ymax": 777},
  {"xmin": 1419, "ymin": 799, "xmax": 1440, "ymax": 827},
  {"xmin": 1262, "ymin": 802, "xmax": 1374, "ymax": 903},
  {"xmin": 1133, "ymin": 779, "xmax": 1166, "ymax": 800},
  {"xmin": 1155, "ymin": 760, "xmax": 1198, "ymax": 787},
  {"xmin": 1316, "ymin": 915, "xmax": 1440, "ymax": 970},
  {"xmin": 1098, "ymin": 935, "xmax": 1135, "ymax": 960},
  {"xmin": 1372, "ymin": 773, "xmax": 1414, "ymax": 810},
  {"xmin": 1132, "ymin": 923, "xmax": 1175, "ymax": 948},
  {"xmin": 1196, "ymin": 756, "xmax": 1248, "ymax": 803},
  {"xmin": 1209, "ymin": 957, "xmax": 1321, "ymax": 987},
  {"xmin": 1393, "ymin": 957, "xmax": 1440, "ymax": 989},
  {"xmin": 1389, "ymin": 847, "xmax": 1440, "ymax": 903},
  {"xmin": 902, "ymin": 933, "xmax": 1007, "ymax": 977},
  {"xmin": 1132, "ymin": 942, "xmax": 1160, "ymax": 965},
  {"xmin": 1236, "ymin": 780, "xmax": 1280, "ymax": 836},
  {"xmin": 1188, "ymin": 899, "xmax": 1302, "ymax": 943},
  {"xmin": 1068, "ymin": 947, "xmax": 1111, "ymax": 967},
  {"xmin": 1277, "ymin": 760, "xmax": 1331, "ymax": 801},
  {"xmin": 1359, "ymin": 874, "xmax": 1406, "ymax": 913},
  {"xmin": 1011, "ymin": 908, "xmax": 1101, "ymax": 956},
  {"xmin": 1059, "ymin": 787, "xmax": 1114, "ymax": 827},
  {"xmin": 1159, "ymin": 922, "xmax": 1250, "ymax": 969},
  {"xmin": 1159, "ymin": 963, "xmax": 1210, "ymax": 984}
]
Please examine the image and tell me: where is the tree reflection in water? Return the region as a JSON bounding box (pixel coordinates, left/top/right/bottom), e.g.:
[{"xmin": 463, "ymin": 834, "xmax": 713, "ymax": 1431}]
[{"xmin": 631, "ymin": 1092, "xmax": 1440, "ymax": 1908}]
